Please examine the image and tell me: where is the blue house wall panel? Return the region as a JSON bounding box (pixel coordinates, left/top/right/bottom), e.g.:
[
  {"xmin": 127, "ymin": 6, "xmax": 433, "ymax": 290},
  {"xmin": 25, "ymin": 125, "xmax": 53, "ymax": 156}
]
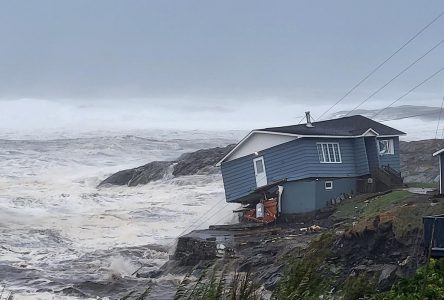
[
  {"xmin": 221, "ymin": 137, "xmax": 374, "ymax": 202},
  {"xmin": 364, "ymin": 137, "xmax": 380, "ymax": 171},
  {"xmin": 221, "ymin": 154, "xmax": 257, "ymax": 202},
  {"xmin": 281, "ymin": 177, "xmax": 357, "ymax": 214},
  {"xmin": 353, "ymin": 138, "xmax": 370, "ymax": 176},
  {"xmin": 281, "ymin": 181, "xmax": 316, "ymax": 213},
  {"xmin": 314, "ymin": 178, "xmax": 357, "ymax": 210},
  {"xmin": 262, "ymin": 138, "xmax": 360, "ymax": 181}
]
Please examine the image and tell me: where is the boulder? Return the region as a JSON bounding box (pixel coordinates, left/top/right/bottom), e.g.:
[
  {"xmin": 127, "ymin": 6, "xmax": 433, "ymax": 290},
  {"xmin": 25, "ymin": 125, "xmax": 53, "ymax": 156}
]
[{"xmin": 98, "ymin": 144, "xmax": 235, "ymax": 187}]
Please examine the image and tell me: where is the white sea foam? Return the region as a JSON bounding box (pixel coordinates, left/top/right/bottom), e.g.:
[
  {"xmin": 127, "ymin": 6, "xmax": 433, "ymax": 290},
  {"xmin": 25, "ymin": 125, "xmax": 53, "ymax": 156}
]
[{"xmin": 0, "ymin": 130, "xmax": 242, "ymax": 299}]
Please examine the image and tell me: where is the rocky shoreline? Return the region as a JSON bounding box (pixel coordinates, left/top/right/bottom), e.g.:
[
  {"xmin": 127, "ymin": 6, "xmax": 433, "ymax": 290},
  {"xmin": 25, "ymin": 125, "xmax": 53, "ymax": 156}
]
[
  {"xmin": 99, "ymin": 139, "xmax": 443, "ymax": 188},
  {"xmin": 98, "ymin": 144, "xmax": 235, "ymax": 187},
  {"xmin": 125, "ymin": 190, "xmax": 437, "ymax": 299},
  {"xmin": 97, "ymin": 140, "xmax": 444, "ymax": 298}
]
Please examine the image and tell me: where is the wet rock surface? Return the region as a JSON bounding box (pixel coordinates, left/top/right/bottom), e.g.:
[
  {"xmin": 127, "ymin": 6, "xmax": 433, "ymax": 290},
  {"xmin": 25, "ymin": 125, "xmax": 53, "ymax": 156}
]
[
  {"xmin": 400, "ymin": 139, "xmax": 444, "ymax": 183},
  {"xmin": 98, "ymin": 139, "xmax": 444, "ymax": 187},
  {"xmin": 146, "ymin": 193, "xmax": 433, "ymax": 299},
  {"xmin": 174, "ymin": 236, "xmax": 217, "ymax": 266},
  {"xmin": 98, "ymin": 144, "xmax": 235, "ymax": 187}
]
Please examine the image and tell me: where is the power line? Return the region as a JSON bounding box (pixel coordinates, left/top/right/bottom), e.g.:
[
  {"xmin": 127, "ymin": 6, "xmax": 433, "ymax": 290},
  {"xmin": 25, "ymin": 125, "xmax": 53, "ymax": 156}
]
[
  {"xmin": 177, "ymin": 200, "xmax": 227, "ymax": 237},
  {"xmin": 316, "ymin": 10, "xmax": 444, "ymax": 121},
  {"xmin": 372, "ymin": 66, "xmax": 444, "ymax": 118},
  {"xmin": 346, "ymin": 39, "xmax": 444, "ymax": 116},
  {"xmin": 435, "ymin": 96, "xmax": 444, "ymax": 139}
]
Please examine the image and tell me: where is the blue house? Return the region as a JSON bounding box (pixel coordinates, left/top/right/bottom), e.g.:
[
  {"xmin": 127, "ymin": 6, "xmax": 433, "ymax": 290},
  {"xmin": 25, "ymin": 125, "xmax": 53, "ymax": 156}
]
[{"xmin": 217, "ymin": 114, "xmax": 405, "ymax": 214}]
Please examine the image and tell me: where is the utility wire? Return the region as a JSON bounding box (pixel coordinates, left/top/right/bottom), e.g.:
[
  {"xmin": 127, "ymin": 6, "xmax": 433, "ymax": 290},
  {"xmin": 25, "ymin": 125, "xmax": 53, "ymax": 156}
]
[
  {"xmin": 177, "ymin": 200, "xmax": 227, "ymax": 237},
  {"xmin": 346, "ymin": 39, "xmax": 444, "ymax": 116},
  {"xmin": 316, "ymin": 10, "xmax": 444, "ymax": 121},
  {"xmin": 435, "ymin": 96, "xmax": 444, "ymax": 139},
  {"xmin": 372, "ymin": 66, "xmax": 444, "ymax": 118}
]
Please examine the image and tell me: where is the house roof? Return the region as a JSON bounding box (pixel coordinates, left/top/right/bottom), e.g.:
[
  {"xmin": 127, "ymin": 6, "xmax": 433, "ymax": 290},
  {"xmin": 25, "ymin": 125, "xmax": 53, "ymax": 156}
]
[
  {"xmin": 260, "ymin": 115, "xmax": 406, "ymax": 137},
  {"xmin": 216, "ymin": 115, "xmax": 405, "ymax": 166}
]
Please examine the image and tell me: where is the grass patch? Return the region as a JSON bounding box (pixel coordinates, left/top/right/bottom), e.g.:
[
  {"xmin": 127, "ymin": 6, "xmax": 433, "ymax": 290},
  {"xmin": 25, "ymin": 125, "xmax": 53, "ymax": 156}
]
[
  {"xmin": 378, "ymin": 259, "xmax": 444, "ymax": 300},
  {"xmin": 333, "ymin": 190, "xmax": 413, "ymax": 221},
  {"xmin": 343, "ymin": 273, "xmax": 377, "ymax": 300},
  {"xmin": 338, "ymin": 191, "xmax": 444, "ymax": 239},
  {"xmin": 189, "ymin": 269, "xmax": 259, "ymax": 300},
  {"xmin": 272, "ymin": 233, "xmax": 335, "ymax": 300},
  {"xmin": 406, "ymin": 182, "xmax": 438, "ymax": 189}
]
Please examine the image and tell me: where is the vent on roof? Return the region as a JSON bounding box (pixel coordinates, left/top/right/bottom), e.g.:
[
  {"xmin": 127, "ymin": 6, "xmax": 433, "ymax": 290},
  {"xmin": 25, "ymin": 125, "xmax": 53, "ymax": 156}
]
[{"xmin": 305, "ymin": 111, "xmax": 314, "ymax": 128}]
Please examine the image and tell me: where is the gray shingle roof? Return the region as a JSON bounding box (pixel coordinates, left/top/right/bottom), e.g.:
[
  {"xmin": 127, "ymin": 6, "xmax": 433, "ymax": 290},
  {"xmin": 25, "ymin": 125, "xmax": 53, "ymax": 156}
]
[{"xmin": 260, "ymin": 115, "xmax": 405, "ymax": 136}]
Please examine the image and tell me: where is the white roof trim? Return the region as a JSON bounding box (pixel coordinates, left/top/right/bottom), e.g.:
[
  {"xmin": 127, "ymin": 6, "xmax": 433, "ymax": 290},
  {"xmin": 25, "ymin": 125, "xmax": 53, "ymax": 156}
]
[
  {"xmin": 216, "ymin": 130, "xmax": 255, "ymax": 166},
  {"xmin": 216, "ymin": 129, "xmax": 405, "ymax": 165},
  {"xmin": 433, "ymin": 148, "xmax": 444, "ymax": 157},
  {"xmin": 379, "ymin": 134, "xmax": 407, "ymax": 137},
  {"xmin": 362, "ymin": 128, "xmax": 379, "ymax": 136}
]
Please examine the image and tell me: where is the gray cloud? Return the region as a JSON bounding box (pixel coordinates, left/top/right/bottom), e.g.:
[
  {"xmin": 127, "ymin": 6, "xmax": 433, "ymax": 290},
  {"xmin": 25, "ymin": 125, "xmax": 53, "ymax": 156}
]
[{"xmin": 0, "ymin": 0, "xmax": 443, "ymax": 105}]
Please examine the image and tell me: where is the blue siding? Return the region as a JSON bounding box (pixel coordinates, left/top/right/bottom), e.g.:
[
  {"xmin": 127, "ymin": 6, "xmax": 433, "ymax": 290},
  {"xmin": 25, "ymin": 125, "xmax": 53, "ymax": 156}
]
[
  {"xmin": 221, "ymin": 154, "xmax": 257, "ymax": 202},
  {"xmin": 378, "ymin": 137, "xmax": 401, "ymax": 171},
  {"xmin": 281, "ymin": 181, "xmax": 316, "ymax": 213},
  {"xmin": 280, "ymin": 177, "xmax": 357, "ymax": 214},
  {"xmin": 353, "ymin": 138, "xmax": 370, "ymax": 176},
  {"xmin": 314, "ymin": 178, "xmax": 356, "ymax": 210},
  {"xmin": 221, "ymin": 137, "xmax": 373, "ymax": 202},
  {"xmin": 365, "ymin": 137, "xmax": 380, "ymax": 171},
  {"xmin": 263, "ymin": 138, "xmax": 361, "ymax": 181}
]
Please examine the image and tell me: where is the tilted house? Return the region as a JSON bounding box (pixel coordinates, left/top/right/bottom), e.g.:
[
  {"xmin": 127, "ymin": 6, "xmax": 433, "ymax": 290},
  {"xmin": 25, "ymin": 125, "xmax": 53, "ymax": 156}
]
[{"xmin": 217, "ymin": 114, "xmax": 405, "ymax": 214}]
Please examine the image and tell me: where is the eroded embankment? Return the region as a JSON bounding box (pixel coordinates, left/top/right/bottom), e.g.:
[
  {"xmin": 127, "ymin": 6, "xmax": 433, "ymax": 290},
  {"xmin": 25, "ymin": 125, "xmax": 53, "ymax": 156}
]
[{"xmin": 124, "ymin": 190, "xmax": 444, "ymax": 299}]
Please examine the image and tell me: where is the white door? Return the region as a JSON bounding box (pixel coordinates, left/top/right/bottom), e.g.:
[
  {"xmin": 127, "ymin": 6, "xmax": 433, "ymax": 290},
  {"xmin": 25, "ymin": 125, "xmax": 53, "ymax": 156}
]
[{"xmin": 253, "ymin": 156, "xmax": 267, "ymax": 187}]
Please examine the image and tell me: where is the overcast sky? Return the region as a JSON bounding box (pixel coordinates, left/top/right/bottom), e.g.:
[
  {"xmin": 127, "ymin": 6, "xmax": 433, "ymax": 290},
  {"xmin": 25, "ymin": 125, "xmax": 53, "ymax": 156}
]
[{"xmin": 0, "ymin": 1, "xmax": 443, "ymax": 133}]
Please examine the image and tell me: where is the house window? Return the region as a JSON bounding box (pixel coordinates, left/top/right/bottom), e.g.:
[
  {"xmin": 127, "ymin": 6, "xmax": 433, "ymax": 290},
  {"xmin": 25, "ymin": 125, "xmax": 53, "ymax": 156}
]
[
  {"xmin": 325, "ymin": 181, "xmax": 333, "ymax": 190},
  {"xmin": 316, "ymin": 143, "xmax": 342, "ymax": 163},
  {"xmin": 378, "ymin": 139, "xmax": 394, "ymax": 155}
]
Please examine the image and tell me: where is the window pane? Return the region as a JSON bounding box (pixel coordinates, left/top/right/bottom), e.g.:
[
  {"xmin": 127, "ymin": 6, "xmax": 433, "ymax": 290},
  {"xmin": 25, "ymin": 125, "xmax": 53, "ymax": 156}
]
[
  {"xmin": 328, "ymin": 144, "xmax": 334, "ymax": 162},
  {"xmin": 325, "ymin": 181, "xmax": 333, "ymax": 189},
  {"xmin": 387, "ymin": 140, "xmax": 393, "ymax": 154},
  {"xmin": 333, "ymin": 144, "xmax": 340, "ymax": 162},
  {"xmin": 379, "ymin": 140, "xmax": 388, "ymax": 154},
  {"xmin": 317, "ymin": 144, "xmax": 324, "ymax": 162},
  {"xmin": 255, "ymin": 160, "xmax": 264, "ymax": 173},
  {"xmin": 322, "ymin": 144, "xmax": 330, "ymax": 162}
]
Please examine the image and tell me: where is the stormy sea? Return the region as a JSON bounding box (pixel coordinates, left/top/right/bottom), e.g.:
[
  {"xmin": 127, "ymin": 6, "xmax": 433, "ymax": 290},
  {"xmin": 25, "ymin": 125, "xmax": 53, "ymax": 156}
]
[{"xmin": 0, "ymin": 130, "xmax": 242, "ymax": 299}]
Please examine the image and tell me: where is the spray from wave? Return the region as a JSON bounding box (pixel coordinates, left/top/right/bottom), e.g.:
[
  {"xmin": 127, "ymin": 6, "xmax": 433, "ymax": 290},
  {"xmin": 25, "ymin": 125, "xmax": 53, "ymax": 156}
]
[{"xmin": 0, "ymin": 130, "xmax": 241, "ymax": 299}]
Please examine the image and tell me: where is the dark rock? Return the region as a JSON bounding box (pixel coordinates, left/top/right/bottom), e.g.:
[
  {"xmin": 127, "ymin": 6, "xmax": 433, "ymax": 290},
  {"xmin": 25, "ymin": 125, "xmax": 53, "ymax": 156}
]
[
  {"xmin": 378, "ymin": 264, "xmax": 398, "ymax": 291},
  {"xmin": 98, "ymin": 161, "xmax": 172, "ymax": 187},
  {"xmin": 173, "ymin": 146, "xmax": 235, "ymax": 176},
  {"xmin": 136, "ymin": 269, "xmax": 162, "ymax": 278},
  {"xmin": 400, "ymin": 139, "xmax": 444, "ymax": 183},
  {"xmin": 174, "ymin": 236, "xmax": 217, "ymax": 266},
  {"xmin": 98, "ymin": 144, "xmax": 235, "ymax": 187}
]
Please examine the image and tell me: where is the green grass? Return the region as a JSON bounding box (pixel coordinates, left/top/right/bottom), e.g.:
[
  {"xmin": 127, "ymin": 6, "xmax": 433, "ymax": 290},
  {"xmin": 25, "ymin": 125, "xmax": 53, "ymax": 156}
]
[
  {"xmin": 333, "ymin": 190, "xmax": 413, "ymax": 221},
  {"xmin": 407, "ymin": 182, "xmax": 438, "ymax": 189},
  {"xmin": 272, "ymin": 233, "xmax": 335, "ymax": 300},
  {"xmin": 378, "ymin": 259, "xmax": 444, "ymax": 300}
]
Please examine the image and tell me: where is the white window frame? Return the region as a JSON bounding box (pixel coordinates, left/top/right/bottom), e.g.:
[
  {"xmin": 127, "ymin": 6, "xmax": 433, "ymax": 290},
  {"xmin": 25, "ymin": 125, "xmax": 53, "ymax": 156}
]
[
  {"xmin": 316, "ymin": 142, "xmax": 342, "ymax": 163},
  {"xmin": 325, "ymin": 181, "xmax": 333, "ymax": 190},
  {"xmin": 378, "ymin": 139, "xmax": 394, "ymax": 155}
]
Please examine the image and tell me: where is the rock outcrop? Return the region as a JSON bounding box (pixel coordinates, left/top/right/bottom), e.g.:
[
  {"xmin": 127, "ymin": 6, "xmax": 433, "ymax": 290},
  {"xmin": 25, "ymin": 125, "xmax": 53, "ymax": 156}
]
[
  {"xmin": 99, "ymin": 138, "xmax": 444, "ymax": 187},
  {"xmin": 400, "ymin": 139, "xmax": 444, "ymax": 183},
  {"xmin": 98, "ymin": 144, "xmax": 235, "ymax": 187}
]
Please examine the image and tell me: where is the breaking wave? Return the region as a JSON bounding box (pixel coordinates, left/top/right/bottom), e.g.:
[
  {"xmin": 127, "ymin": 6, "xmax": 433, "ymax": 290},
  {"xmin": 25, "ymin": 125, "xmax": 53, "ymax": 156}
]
[{"xmin": 0, "ymin": 130, "xmax": 241, "ymax": 299}]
